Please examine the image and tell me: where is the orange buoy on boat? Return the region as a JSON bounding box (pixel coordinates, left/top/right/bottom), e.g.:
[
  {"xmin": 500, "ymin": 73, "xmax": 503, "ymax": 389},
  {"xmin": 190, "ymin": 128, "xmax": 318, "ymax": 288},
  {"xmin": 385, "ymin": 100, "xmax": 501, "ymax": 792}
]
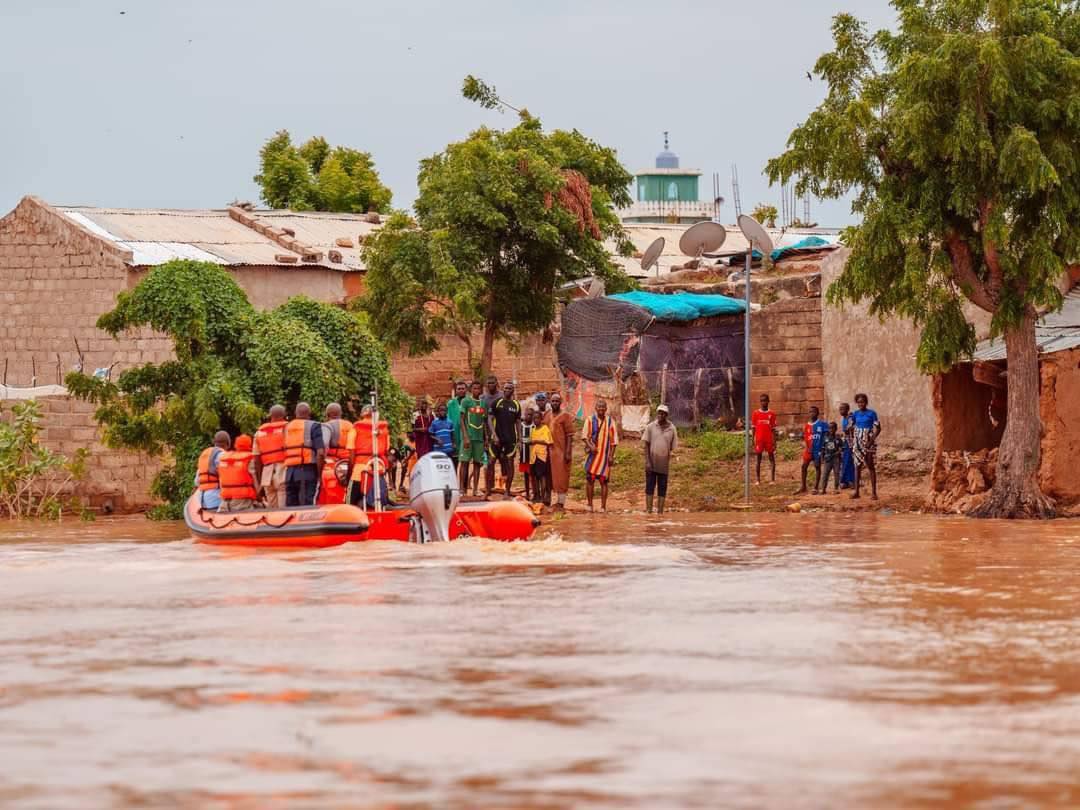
[{"xmin": 185, "ymin": 494, "xmax": 368, "ymax": 548}]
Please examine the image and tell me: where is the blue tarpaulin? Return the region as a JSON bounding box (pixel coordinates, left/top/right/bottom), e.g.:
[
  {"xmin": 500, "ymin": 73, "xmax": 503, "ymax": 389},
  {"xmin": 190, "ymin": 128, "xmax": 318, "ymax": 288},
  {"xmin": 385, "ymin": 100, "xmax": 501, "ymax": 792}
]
[
  {"xmin": 608, "ymin": 290, "xmax": 746, "ymax": 321},
  {"xmin": 770, "ymin": 235, "xmax": 831, "ymax": 262}
]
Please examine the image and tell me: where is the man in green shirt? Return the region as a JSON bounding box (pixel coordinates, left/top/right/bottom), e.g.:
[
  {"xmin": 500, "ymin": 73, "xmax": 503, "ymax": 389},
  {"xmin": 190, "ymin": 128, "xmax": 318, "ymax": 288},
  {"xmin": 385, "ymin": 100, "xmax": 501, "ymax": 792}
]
[
  {"xmin": 446, "ymin": 379, "xmax": 468, "ymax": 471},
  {"xmin": 460, "ymin": 380, "xmax": 488, "ymax": 496}
]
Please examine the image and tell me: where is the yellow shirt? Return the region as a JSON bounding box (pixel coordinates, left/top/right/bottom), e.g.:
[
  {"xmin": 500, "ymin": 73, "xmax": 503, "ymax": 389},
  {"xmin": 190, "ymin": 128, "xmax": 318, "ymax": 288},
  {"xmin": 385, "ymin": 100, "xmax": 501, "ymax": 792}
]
[{"xmin": 529, "ymin": 424, "xmax": 552, "ymax": 464}]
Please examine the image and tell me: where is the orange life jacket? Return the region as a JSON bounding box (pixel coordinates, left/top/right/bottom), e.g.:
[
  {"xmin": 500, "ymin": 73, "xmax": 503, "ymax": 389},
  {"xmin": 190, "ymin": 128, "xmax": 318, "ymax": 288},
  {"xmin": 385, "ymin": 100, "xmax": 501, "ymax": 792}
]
[
  {"xmin": 324, "ymin": 418, "xmax": 354, "ymax": 461},
  {"xmin": 318, "ymin": 461, "xmax": 348, "ymax": 505},
  {"xmin": 284, "ymin": 419, "xmax": 316, "ymax": 466},
  {"xmin": 197, "ymin": 447, "xmax": 220, "ymax": 491},
  {"xmin": 218, "ymin": 450, "xmax": 257, "ymax": 501},
  {"xmin": 348, "ymin": 418, "xmax": 390, "ymax": 482},
  {"xmin": 254, "ymin": 420, "xmax": 287, "ymax": 465}
]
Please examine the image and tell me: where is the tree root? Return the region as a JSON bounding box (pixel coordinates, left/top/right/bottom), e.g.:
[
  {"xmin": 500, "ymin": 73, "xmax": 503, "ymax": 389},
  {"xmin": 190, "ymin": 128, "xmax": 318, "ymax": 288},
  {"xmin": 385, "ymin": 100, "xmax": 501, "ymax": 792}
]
[{"xmin": 967, "ymin": 481, "xmax": 1056, "ymax": 519}]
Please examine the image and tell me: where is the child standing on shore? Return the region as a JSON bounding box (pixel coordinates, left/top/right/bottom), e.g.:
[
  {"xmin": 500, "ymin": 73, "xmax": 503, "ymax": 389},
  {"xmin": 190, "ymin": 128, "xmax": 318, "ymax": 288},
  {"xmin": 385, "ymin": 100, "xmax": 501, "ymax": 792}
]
[
  {"xmin": 815, "ymin": 422, "xmax": 844, "ymax": 494},
  {"xmin": 519, "ymin": 407, "xmax": 536, "ymax": 501},
  {"xmin": 752, "ymin": 394, "xmax": 778, "ymax": 484},
  {"xmin": 796, "ymin": 406, "xmax": 829, "ymax": 495}
]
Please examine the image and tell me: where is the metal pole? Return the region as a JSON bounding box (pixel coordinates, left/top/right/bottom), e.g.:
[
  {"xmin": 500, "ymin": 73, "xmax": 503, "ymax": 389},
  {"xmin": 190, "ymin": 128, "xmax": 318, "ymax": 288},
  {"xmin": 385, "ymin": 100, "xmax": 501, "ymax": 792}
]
[
  {"xmin": 744, "ymin": 243, "xmax": 752, "ymax": 505},
  {"xmin": 371, "ymin": 391, "xmax": 382, "ymax": 514}
]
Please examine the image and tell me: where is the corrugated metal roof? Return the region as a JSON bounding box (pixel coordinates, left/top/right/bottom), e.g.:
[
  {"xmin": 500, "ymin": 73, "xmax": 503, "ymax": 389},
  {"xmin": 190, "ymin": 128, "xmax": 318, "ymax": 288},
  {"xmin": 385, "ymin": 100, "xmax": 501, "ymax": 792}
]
[
  {"xmin": 972, "ymin": 288, "xmax": 1080, "ymax": 361},
  {"xmin": 58, "ymin": 206, "xmax": 374, "ymax": 271}
]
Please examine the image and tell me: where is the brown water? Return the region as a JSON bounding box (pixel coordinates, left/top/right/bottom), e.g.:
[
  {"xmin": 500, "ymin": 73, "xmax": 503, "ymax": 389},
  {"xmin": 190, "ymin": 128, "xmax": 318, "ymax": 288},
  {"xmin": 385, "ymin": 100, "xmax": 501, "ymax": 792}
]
[{"xmin": 2, "ymin": 514, "xmax": 1080, "ymax": 809}]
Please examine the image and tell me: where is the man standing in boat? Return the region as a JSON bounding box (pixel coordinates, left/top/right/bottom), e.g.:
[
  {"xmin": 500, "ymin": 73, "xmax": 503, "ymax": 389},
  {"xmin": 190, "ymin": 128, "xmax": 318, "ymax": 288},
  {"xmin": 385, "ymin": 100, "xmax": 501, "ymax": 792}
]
[
  {"xmin": 252, "ymin": 404, "xmax": 288, "ymax": 508},
  {"xmin": 283, "ymin": 402, "xmax": 325, "ymax": 507}
]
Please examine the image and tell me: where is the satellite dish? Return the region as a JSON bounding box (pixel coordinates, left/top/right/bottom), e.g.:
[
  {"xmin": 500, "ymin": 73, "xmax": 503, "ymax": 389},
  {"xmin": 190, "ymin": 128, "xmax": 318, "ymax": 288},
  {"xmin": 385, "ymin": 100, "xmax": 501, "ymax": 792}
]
[
  {"xmin": 640, "ymin": 237, "xmax": 665, "ymax": 274},
  {"xmin": 587, "ymin": 278, "xmax": 605, "ymax": 298},
  {"xmin": 679, "ymin": 221, "xmax": 727, "ymax": 258},
  {"xmin": 737, "ymin": 214, "xmax": 775, "ymax": 257}
]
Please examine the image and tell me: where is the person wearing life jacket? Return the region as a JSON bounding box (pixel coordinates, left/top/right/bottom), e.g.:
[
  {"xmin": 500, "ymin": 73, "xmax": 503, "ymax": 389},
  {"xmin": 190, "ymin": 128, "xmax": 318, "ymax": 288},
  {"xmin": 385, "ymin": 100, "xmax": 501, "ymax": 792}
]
[
  {"xmin": 217, "ymin": 434, "xmax": 258, "ymax": 512},
  {"xmin": 284, "ymin": 402, "xmax": 325, "ymax": 507},
  {"xmin": 194, "ymin": 431, "xmax": 231, "ymax": 511},
  {"xmin": 252, "ymin": 404, "xmax": 288, "ymax": 509},
  {"xmin": 315, "ymin": 403, "xmax": 352, "ymax": 506},
  {"xmin": 347, "ymin": 405, "xmax": 392, "ymax": 509},
  {"xmin": 322, "ymin": 402, "xmax": 354, "ymax": 462}
]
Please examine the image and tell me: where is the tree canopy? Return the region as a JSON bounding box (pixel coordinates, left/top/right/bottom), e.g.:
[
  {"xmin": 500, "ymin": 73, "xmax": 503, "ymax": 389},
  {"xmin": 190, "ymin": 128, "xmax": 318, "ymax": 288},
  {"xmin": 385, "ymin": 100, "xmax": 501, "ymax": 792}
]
[
  {"xmin": 767, "ymin": 0, "xmax": 1080, "ymax": 517},
  {"xmin": 358, "ymin": 78, "xmax": 636, "ymax": 373},
  {"xmin": 254, "ymin": 131, "xmax": 393, "ymax": 214},
  {"xmin": 67, "ymin": 260, "xmax": 408, "ymax": 518}
]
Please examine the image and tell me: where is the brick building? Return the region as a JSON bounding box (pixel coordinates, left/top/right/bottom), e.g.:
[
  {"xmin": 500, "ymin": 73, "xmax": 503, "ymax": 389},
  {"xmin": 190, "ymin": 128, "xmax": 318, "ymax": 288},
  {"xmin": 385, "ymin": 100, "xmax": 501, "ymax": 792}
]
[{"xmin": 0, "ymin": 196, "xmax": 559, "ymax": 510}]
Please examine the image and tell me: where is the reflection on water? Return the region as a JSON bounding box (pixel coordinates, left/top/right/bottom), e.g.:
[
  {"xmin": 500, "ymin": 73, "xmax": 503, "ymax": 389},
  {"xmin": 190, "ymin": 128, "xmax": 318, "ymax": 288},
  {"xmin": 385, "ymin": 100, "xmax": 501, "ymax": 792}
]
[{"xmin": 2, "ymin": 513, "xmax": 1080, "ymax": 808}]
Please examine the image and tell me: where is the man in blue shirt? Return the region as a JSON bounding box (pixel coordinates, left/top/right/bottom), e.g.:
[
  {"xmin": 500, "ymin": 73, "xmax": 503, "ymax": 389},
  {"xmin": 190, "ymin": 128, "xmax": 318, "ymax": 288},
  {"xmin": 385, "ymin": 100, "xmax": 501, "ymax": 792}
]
[
  {"xmin": 194, "ymin": 430, "xmax": 231, "ymax": 510},
  {"xmin": 429, "ymin": 403, "xmax": 456, "ymax": 462}
]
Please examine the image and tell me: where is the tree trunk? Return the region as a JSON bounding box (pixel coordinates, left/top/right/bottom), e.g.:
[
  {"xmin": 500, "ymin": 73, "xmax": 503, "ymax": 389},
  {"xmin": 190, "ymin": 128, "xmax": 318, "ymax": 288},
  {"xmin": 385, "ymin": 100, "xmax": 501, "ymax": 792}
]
[
  {"xmin": 479, "ymin": 320, "xmax": 497, "ymax": 377},
  {"xmin": 968, "ymin": 313, "xmax": 1055, "ymax": 519}
]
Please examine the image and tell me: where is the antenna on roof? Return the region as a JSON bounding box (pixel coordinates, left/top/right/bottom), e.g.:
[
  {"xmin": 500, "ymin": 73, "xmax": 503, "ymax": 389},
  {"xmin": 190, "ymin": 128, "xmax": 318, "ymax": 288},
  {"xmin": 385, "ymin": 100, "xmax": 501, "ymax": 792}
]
[
  {"xmin": 731, "ymin": 165, "xmax": 743, "ymax": 217},
  {"xmin": 586, "ymin": 278, "xmax": 605, "ymax": 298},
  {"xmin": 679, "ymin": 221, "xmax": 726, "ymax": 259},
  {"xmin": 641, "ymin": 237, "xmax": 665, "ymax": 278}
]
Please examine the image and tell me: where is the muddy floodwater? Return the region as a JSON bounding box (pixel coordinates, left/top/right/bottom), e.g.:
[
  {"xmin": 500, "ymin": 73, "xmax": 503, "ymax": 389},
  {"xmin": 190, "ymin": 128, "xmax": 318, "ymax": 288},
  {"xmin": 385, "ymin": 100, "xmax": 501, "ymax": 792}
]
[{"xmin": 2, "ymin": 514, "xmax": 1080, "ymax": 808}]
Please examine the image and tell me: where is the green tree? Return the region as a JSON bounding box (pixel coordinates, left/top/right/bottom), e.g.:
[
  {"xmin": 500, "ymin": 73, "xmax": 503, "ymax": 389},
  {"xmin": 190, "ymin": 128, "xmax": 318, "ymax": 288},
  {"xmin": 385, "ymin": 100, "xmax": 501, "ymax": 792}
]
[
  {"xmin": 359, "ymin": 77, "xmax": 635, "ymax": 373},
  {"xmin": 254, "ymin": 130, "xmax": 393, "ymax": 213},
  {"xmin": 751, "ymin": 203, "xmax": 779, "ymax": 228},
  {"xmin": 66, "ymin": 260, "xmax": 408, "ymax": 518},
  {"xmin": 767, "ymin": 0, "xmax": 1080, "ymax": 519}
]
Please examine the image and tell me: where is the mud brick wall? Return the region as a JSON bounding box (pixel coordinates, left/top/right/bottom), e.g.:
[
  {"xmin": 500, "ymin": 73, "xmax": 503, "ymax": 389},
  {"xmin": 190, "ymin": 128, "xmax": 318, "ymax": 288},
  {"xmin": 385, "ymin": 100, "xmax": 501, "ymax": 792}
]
[
  {"xmin": 749, "ymin": 296, "xmax": 824, "ymax": 428},
  {"xmin": 391, "ymin": 331, "xmax": 562, "ymax": 401}
]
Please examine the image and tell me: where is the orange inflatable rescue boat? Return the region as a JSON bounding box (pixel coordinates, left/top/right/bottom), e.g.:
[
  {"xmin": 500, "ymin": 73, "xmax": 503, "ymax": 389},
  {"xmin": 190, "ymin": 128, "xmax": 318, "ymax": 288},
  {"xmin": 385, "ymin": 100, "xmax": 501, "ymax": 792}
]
[{"xmin": 186, "ymin": 453, "xmax": 539, "ymax": 547}]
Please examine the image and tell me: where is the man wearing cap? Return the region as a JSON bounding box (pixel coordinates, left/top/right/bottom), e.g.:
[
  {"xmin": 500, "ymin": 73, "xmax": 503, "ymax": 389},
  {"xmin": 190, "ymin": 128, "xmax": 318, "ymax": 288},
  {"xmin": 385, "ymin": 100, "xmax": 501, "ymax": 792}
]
[{"xmin": 642, "ymin": 404, "xmax": 678, "ymax": 514}]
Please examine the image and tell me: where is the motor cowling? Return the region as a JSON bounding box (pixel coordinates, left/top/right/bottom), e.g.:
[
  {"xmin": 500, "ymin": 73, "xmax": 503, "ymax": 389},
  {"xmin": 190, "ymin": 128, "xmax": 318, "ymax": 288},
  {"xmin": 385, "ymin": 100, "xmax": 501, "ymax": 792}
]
[{"xmin": 408, "ymin": 452, "xmax": 460, "ymax": 543}]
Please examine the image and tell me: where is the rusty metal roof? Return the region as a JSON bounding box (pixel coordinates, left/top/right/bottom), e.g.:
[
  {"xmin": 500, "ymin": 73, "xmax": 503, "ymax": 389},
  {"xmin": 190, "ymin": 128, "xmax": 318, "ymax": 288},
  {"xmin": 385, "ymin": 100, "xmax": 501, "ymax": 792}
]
[
  {"xmin": 57, "ymin": 206, "xmax": 377, "ymax": 271},
  {"xmin": 972, "ymin": 288, "xmax": 1080, "ymax": 362}
]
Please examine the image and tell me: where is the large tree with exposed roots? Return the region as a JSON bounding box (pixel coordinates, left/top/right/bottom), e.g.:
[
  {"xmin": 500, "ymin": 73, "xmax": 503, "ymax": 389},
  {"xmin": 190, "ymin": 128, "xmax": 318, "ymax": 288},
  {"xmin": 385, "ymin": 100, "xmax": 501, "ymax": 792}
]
[{"xmin": 768, "ymin": 0, "xmax": 1080, "ymax": 518}]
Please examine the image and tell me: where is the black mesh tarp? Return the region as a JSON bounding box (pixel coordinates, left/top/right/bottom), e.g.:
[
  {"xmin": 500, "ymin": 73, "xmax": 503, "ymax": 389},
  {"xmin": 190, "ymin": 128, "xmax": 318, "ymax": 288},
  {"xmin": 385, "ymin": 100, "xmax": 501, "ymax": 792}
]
[
  {"xmin": 638, "ymin": 321, "xmax": 745, "ymax": 428},
  {"xmin": 557, "ymin": 298, "xmax": 654, "ymax": 382}
]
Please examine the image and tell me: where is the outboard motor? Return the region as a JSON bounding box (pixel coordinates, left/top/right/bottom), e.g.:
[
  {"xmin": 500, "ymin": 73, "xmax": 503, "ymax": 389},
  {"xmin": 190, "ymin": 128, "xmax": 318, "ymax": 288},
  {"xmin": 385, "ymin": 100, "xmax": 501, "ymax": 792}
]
[{"xmin": 408, "ymin": 452, "xmax": 460, "ymax": 543}]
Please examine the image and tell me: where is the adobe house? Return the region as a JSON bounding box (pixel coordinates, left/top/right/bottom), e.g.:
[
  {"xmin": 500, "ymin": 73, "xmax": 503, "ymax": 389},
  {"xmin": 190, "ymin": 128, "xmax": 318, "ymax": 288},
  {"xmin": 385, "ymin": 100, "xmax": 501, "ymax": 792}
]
[
  {"xmin": 0, "ymin": 196, "xmax": 560, "ymax": 510},
  {"xmin": 928, "ymin": 288, "xmax": 1080, "ymax": 513}
]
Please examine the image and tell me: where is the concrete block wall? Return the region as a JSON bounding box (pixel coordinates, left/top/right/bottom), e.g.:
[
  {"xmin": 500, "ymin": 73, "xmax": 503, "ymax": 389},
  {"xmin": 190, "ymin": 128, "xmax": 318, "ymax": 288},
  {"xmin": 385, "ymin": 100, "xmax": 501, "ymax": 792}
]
[
  {"xmin": 750, "ymin": 296, "xmax": 824, "ymax": 427},
  {"xmin": 0, "ymin": 395, "xmax": 159, "ymax": 511}
]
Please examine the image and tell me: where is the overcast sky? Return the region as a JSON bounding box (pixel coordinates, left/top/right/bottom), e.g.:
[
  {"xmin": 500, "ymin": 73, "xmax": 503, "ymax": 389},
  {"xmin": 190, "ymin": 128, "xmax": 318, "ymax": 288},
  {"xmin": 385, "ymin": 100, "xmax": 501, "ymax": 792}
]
[{"xmin": 1, "ymin": 0, "xmax": 897, "ymax": 226}]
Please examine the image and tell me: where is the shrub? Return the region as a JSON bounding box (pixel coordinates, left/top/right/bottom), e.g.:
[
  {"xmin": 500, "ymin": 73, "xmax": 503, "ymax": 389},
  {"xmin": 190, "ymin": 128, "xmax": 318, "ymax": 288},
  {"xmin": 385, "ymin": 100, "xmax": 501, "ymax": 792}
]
[{"xmin": 0, "ymin": 400, "xmax": 88, "ymax": 519}]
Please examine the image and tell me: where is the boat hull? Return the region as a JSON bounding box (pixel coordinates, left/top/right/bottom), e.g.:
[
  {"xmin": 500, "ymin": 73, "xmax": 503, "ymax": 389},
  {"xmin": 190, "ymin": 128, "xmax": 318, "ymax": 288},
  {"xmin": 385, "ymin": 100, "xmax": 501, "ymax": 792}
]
[
  {"xmin": 186, "ymin": 495, "xmax": 540, "ymax": 546},
  {"xmin": 185, "ymin": 495, "xmax": 368, "ymax": 548}
]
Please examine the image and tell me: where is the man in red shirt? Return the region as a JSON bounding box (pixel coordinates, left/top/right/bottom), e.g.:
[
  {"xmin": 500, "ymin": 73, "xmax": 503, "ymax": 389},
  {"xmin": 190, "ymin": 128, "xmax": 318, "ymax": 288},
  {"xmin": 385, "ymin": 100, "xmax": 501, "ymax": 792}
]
[{"xmin": 752, "ymin": 393, "xmax": 778, "ymax": 484}]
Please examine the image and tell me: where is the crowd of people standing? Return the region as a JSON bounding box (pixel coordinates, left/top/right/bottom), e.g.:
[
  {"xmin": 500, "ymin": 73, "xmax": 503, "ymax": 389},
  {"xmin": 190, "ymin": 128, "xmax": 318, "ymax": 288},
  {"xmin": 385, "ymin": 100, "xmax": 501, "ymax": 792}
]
[{"xmin": 752, "ymin": 392, "xmax": 883, "ymax": 500}]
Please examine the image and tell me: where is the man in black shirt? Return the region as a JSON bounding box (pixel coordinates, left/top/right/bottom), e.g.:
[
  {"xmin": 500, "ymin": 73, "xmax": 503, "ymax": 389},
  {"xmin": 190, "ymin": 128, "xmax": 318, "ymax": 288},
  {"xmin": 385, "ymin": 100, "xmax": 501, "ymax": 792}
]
[{"xmin": 489, "ymin": 381, "xmax": 521, "ymax": 499}]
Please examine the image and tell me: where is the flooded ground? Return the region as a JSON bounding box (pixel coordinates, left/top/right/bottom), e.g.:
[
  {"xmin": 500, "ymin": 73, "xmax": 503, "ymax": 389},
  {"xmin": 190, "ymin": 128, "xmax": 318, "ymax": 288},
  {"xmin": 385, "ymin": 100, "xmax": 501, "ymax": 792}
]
[{"xmin": 2, "ymin": 513, "xmax": 1080, "ymax": 808}]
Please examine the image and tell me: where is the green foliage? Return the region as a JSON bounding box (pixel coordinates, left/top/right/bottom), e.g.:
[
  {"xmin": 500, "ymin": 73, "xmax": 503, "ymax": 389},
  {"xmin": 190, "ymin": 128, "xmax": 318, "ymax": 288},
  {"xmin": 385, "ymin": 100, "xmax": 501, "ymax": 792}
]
[
  {"xmin": 254, "ymin": 130, "xmax": 392, "ymax": 213},
  {"xmin": 767, "ymin": 0, "xmax": 1080, "ymax": 371},
  {"xmin": 751, "ymin": 204, "xmax": 779, "ymax": 228},
  {"xmin": 0, "ymin": 400, "xmax": 87, "ymax": 520},
  {"xmin": 681, "ymin": 427, "xmax": 801, "ymax": 463},
  {"xmin": 360, "ymin": 80, "xmax": 635, "ymax": 372},
  {"xmin": 66, "ymin": 260, "xmax": 408, "ymax": 518}
]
